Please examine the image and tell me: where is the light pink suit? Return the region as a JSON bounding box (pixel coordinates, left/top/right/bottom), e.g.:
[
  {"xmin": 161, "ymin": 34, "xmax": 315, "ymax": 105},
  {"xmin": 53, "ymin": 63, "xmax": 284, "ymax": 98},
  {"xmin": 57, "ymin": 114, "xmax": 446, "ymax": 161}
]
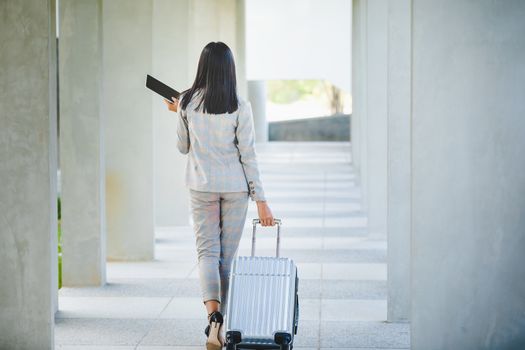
[{"xmin": 176, "ymin": 91, "xmax": 266, "ymax": 315}]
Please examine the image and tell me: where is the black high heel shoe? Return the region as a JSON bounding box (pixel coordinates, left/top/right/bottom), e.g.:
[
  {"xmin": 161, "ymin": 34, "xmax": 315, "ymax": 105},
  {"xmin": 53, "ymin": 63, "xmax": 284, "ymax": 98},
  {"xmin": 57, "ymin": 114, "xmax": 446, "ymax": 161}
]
[{"xmin": 205, "ymin": 311, "xmax": 224, "ymax": 350}]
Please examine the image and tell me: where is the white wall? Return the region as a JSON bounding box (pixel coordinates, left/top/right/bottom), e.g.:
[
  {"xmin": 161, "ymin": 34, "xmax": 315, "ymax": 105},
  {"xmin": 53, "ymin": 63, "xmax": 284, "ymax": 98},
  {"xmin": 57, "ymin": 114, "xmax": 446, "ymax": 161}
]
[{"xmin": 246, "ymin": 0, "xmax": 351, "ymax": 92}]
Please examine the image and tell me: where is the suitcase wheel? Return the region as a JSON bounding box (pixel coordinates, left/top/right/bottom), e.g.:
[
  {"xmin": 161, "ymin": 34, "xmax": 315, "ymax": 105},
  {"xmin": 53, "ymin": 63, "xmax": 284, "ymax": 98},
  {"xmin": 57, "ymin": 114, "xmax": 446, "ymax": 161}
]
[
  {"xmin": 275, "ymin": 332, "xmax": 292, "ymax": 350},
  {"xmin": 225, "ymin": 330, "xmax": 242, "ymax": 349}
]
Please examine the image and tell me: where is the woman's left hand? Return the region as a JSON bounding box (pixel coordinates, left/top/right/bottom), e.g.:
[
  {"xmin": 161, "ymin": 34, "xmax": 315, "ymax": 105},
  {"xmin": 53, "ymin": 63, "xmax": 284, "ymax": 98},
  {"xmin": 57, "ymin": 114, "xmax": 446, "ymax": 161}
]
[{"xmin": 164, "ymin": 97, "xmax": 179, "ymax": 112}]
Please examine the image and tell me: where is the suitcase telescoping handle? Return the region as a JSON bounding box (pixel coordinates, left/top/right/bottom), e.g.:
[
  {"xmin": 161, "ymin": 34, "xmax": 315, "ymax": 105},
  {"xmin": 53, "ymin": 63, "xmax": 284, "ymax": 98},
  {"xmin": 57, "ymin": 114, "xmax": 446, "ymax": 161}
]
[{"xmin": 251, "ymin": 218, "xmax": 282, "ymax": 258}]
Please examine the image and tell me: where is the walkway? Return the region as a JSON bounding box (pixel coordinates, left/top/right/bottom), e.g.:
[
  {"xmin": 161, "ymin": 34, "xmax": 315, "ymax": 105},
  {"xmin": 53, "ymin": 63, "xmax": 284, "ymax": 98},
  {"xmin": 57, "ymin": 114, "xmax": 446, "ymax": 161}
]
[{"xmin": 55, "ymin": 142, "xmax": 410, "ymax": 349}]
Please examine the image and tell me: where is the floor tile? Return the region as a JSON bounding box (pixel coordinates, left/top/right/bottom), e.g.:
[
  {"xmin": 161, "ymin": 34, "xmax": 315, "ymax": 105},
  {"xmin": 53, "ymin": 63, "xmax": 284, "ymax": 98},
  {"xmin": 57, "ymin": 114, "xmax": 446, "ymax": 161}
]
[
  {"xmin": 324, "ymin": 202, "xmax": 362, "ymax": 212},
  {"xmin": 322, "ymin": 263, "xmax": 387, "ymax": 280},
  {"xmin": 238, "ymin": 237, "xmax": 324, "ymax": 250},
  {"xmin": 154, "ymin": 250, "xmax": 198, "ymax": 263},
  {"xmin": 296, "ymin": 298, "xmax": 321, "ymax": 321},
  {"xmin": 55, "ymin": 318, "xmax": 153, "ymax": 346},
  {"xmin": 59, "ymin": 279, "xmax": 178, "ymax": 297},
  {"xmin": 319, "ymin": 321, "xmax": 410, "ymax": 348},
  {"xmin": 324, "ymin": 216, "xmax": 368, "ymax": 228},
  {"xmin": 320, "ymin": 280, "xmax": 387, "ymax": 299},
  {"xmin": 322, "ymin": 237, "xmax": 387, "ymax": 250},
  {"xmin": 295, "ymin": 263, "xmax": 322, "ymax": 279},
  {"xmin": 137, "ymin": 319, "xmax": 205, "ymax": 346},
  {"xmin": 290, "ymin": 320, "xmax": 320, "ymax": 348},
  {"xmin": 57, "ymin": 347, "xmax": 135, "ymax": 350},
  {"xmin": 107, "ymin": 262, "xmax": 196, "ymax": 279},
  {"xmin": 159, "ymin": 297, "xmax": 206, "ymax": 319},
  {"xmin": 57, "ymin": 297, "xmax": 171, "ymax": 319},
  {"xmin": 321, "ymin": 299, "xmax": 387, "ymax": 321}
]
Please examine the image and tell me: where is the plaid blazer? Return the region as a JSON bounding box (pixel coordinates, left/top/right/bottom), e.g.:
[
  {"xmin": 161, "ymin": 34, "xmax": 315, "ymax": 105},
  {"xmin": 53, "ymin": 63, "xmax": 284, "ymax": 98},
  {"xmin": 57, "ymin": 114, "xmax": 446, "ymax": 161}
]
[{"xmin": 176, "ymin": 91, "xmax": 266, "ymax": 202}]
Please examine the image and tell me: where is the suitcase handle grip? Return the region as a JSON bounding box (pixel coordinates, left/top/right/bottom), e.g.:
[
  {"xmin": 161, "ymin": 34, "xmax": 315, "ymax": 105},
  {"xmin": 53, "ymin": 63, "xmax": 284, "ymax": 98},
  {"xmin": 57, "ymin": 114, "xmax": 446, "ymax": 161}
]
[{"xmin": 251, "ymin": 218, "xmax": 282, "ymax": 257}]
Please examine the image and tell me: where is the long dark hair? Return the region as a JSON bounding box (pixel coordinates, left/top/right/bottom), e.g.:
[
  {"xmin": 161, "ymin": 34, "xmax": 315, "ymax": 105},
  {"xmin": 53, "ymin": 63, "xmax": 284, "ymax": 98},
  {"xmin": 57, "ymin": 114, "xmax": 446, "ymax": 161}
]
[{"xmin": 180, "ymin": 42, "xmax": 239, "ymax": 114}]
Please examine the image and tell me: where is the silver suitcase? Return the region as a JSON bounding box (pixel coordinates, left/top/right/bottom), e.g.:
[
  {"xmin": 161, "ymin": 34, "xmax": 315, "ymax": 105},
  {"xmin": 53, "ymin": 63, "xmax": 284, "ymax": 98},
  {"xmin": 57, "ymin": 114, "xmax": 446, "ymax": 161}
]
[{"xmin": 225, "ymin": 218, "xmax": 300, "ymax": 350}]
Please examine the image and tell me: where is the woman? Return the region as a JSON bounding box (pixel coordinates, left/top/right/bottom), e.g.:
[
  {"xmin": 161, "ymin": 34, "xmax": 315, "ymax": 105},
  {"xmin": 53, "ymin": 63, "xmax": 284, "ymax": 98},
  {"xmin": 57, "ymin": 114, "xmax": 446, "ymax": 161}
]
[{"xmin": 164, "ymin": 41, "xmax": 275, "ymax": 350}]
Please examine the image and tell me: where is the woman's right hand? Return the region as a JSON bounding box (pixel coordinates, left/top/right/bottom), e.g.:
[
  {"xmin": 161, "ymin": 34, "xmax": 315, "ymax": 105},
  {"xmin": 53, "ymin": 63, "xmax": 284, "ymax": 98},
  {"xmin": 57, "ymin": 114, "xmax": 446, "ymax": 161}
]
[
  {"xmin": 164, "ymin": 97, "xmax": 179, "ymax": 112},
  {"xmin": 256, "ymin": 201, "xmax": 275, "ymax": 226}
]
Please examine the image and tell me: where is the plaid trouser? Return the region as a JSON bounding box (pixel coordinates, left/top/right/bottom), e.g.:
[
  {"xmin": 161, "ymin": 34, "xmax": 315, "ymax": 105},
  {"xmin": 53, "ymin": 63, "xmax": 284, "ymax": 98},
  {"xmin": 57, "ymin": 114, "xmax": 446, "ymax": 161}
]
[{"xmin": 189, "ymin": 188, "xmax": 249, "ymax": 316}]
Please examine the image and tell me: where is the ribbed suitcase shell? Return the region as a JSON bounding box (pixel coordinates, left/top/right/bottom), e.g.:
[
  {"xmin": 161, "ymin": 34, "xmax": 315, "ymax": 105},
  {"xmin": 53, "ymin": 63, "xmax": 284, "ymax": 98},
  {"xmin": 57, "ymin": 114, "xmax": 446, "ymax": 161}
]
[{"xmin": 225, "ymin": 255, "xmax": 297, "ymax": 346}]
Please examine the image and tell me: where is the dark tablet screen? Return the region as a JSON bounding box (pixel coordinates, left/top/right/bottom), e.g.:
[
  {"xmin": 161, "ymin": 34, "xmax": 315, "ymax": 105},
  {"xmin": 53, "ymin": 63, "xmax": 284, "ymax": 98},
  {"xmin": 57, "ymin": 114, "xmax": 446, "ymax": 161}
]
[{"xmin": 146, "ymin": 74, "xmax": 181, "ymax": 101}]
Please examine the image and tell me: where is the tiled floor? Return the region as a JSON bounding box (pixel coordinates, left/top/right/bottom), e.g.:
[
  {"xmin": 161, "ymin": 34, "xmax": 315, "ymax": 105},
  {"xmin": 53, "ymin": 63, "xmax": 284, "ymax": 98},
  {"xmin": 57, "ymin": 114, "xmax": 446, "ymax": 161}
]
[{"xmin": 55, "ymin": 142, "xmax": 410, "ymax": 350}]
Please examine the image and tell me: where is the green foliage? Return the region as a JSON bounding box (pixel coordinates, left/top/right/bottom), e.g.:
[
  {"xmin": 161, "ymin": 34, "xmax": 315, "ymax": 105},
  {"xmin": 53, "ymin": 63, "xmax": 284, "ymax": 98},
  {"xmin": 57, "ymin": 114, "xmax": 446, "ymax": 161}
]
[
  {"xmin": 58, "ymin": 248, "xmax": 62, "ymax": 289},
  {"xmin": 267, "ymin": 80, "xmax": 326, "ymax": 104},
  {"xmin": 57, "ymin": 196, "xmax": 62, "ymax": 289}
]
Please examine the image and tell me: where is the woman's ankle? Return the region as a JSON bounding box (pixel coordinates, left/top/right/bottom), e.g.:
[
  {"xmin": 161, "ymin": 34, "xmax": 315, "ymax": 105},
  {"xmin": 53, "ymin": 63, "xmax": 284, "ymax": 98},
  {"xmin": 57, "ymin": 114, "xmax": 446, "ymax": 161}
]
[
  {"xmin": 207, "ymin": 310, "xmax": 224, "ymax": 323},
  {"xmin": 204, "ymin": 299, "xmax": 221, "ymax": 320}
]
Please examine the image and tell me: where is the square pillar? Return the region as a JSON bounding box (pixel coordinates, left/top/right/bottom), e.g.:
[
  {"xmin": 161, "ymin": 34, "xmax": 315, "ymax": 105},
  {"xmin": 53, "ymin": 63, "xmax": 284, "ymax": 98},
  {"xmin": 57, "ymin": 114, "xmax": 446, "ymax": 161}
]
[
  {"xmin": 248, "ymin": 80, "xmax": 269, "ymax": 142},
  {"xmin": 351, "ymin": 0, "xmax": 365, "ymax": 174},
  {"xmin": 235, "ymin": 0, "xmax": 248, "ymax": 98},
  {"xmin": 103, "ymin": 0, "xmax": 155, "ymax": 260},
  {"xmin": 59, "ymin": 0, "xmax": 106, "ymax": 285},
  {"xmin": 411, "ymin": 0, "xmax": 525, "ymax": 348},
  {"xmin": 0, "ymin": 0, "xmax": 58, "ymax": 348},
  {"xmin": 365, "ymin": 0, "xmax": 388, "ymax": 237},
  {"xmin": 152, "ymin": 0, "xmax": 192, "ymax": 227},
  {"xmin": 386, "ymin": 0, "xmax": 411, "ymax": 322}
]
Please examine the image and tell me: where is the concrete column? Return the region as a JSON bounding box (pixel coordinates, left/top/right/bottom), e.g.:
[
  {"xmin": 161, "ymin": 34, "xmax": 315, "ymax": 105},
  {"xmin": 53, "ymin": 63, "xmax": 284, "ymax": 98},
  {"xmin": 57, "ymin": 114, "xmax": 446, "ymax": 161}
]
[
  {"xmin": 235, "ymin": 0, "xmax": 248, "ymax": 98},
  {"xmin": 0, "ymin": 0, "xmax": 58, "ymax": 348},
  {"xmin": 152, "ymin": 0, "xmax": 191, "ymax": 227},
  {"xmin": 103, "ymin": 0, "xmax": 155, "ymax": 260},
  {"xmin": 386, "ymin": 0, "xmax": 411, "ymax": 322},
  {"xmin": 59, "ymin": 0, "xmax": 106, "ymax": 286},
  {"xmin": 188, "ymin": 0, "xmax": 239, "ymax": 79},
  {"xmin": 247, "ymin": 80, "xmax": 269, "ymax": 142},
  {"xmin": 350, "ymin": 0, "xmax": 361, "ymax": 171},
  {"xmin": 187, "ymin": 0, "xmax": 247, "ymax": 97},
  {"xmin": 365, "ymin": 0, "xmax": 388, "ymax": 237},
  {"xmin": 411, "ymin": 0, "xmax": 525, "ymax": 348},
  {"xmin": 351, "ymin": 0, "xmax": 367, "ymax": 197},
  {"xmin": 186, "ymin": 0, "xmax": 247, "ymax": 96}
]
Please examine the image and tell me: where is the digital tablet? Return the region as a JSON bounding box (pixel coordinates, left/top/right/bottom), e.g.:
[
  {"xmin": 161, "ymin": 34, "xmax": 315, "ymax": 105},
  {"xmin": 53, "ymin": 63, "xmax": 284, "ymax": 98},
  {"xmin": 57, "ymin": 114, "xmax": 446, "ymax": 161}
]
[{"xmin": 146, "ymin": 74, "xmax": 181, "ymax": 102}]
